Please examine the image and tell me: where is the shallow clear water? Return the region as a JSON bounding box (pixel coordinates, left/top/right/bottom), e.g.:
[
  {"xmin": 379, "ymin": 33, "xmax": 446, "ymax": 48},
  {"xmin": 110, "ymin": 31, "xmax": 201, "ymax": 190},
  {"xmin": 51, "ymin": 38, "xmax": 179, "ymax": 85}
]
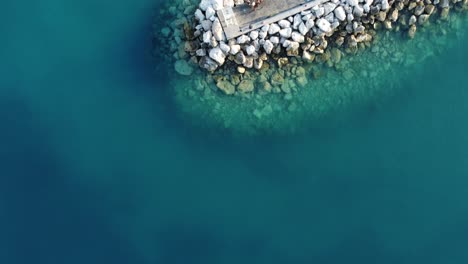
[{"xmin": 1, "ymin": 0, "xmax": 468, "ymax": 263}]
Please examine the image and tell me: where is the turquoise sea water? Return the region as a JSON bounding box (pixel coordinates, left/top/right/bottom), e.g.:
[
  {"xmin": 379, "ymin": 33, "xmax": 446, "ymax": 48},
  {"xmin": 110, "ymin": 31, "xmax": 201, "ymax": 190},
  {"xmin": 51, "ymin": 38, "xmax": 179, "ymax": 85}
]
[{"xmin": 1, "ymin": 0, "xmax": 468, "ymax": 263}]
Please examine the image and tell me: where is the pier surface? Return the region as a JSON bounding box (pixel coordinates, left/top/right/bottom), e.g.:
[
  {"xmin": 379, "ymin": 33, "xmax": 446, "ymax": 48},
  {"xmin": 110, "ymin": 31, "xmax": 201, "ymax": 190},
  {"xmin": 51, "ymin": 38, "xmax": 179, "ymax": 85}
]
[{"xmin": 218, "ymin": 0, "xmax": 329, "ymax": 40}]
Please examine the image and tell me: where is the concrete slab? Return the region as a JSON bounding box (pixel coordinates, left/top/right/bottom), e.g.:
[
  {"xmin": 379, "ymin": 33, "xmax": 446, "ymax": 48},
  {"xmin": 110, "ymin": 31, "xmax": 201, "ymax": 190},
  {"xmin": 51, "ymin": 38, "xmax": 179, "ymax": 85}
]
[{"xmin": 217, "ymin": 0, "xmax": 329, "ymax": 40}]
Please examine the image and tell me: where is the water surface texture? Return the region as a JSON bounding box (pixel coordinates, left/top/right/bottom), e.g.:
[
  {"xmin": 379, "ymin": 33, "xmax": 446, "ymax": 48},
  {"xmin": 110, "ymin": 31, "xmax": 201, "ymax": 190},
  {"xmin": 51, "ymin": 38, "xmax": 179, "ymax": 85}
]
[{"xmin": 1, "ymin": 0, "xmax": 468, "ymax": 264}]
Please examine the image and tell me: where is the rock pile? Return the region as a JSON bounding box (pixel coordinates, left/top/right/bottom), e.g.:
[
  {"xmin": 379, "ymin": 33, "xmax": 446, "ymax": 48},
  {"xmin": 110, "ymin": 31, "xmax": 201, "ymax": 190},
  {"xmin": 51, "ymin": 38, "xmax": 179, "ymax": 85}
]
[
  {"xmin": 178, "ymin": 0, "xmax": 465, "ymax": 73},
  {"xmin": 159, "ymin": 0, "xmax": 467, "ymax": 94}
]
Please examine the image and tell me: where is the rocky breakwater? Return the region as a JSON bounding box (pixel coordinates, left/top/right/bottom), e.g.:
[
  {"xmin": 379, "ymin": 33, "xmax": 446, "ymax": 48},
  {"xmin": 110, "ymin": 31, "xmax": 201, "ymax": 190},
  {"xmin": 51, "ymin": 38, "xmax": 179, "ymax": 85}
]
[{"xmin": 159, "ymin": 0, "xmax": 467, "ymax": 94}]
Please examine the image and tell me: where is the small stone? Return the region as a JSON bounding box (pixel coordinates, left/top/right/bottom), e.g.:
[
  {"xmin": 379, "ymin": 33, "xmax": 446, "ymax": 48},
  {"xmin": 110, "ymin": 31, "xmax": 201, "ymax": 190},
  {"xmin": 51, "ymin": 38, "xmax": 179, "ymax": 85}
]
[{"xmin": 237, "ymin": 66, "xmax": 246, "ymax": 73}]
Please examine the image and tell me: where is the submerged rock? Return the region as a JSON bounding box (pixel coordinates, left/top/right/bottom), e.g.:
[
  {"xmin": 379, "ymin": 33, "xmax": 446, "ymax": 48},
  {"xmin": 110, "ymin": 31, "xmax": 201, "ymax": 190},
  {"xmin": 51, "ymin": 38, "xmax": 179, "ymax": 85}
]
[
  {"xmin": 174, "ymin": 60, "xmax": 193, "ymax": 76},
  {"xmin": 237, "ymin": 80, "xmax": 255, "ymax": 93}
]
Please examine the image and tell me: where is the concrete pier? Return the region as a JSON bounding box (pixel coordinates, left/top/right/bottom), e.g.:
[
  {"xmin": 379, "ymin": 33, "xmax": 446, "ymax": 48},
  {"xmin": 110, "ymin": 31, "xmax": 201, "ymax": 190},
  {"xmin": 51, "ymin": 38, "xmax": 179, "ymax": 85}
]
[{"xmin": 218, "ymin": 0, "xmax": 329, "ymax": 40}]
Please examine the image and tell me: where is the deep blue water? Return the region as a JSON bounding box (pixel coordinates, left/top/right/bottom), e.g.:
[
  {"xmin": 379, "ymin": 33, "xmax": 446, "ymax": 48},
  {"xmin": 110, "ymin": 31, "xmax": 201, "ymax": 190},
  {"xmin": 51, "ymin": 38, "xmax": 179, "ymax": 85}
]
[{"xmin": 1, "ymin": 0, "xmax": 468, "ymax": 263}]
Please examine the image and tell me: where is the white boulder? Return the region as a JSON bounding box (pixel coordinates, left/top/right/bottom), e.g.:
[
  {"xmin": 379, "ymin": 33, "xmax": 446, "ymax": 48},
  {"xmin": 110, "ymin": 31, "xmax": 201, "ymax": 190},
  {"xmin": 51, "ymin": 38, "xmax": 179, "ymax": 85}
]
[
  {"xmin": 291, "ymin": 32, "xmax": 305, "ymax": 43},
  {"xmin": 334, "ymin": 6, "xmax": 346, "ymax": 21},
  {"xmin": 209, "ymin": 47, "xmax": 226, "ymax": 65},
  {"xmin": 317, "ymin": 18, "xmax": 332, "ymax": 33},
  {"xmin": 205, "ymin": 6, "xmax": 216, "ymax": 19},
  {"xmin": 194, "ymin": 9, "xmax": 205, "ymax": 21},
  {"xmin": 230, "ymin": 44, "xmax": 241, "ymax": 55},
  {"xmin": 246, "ymin": 45, "xmax": 256, "ymax": 55},
  {"xmin": 237, "ymin": 35, "xmax": 250, "ymax": 44},
  {"xmin": 268, "ymin": 23, "xmax": 281, "ymax": 35},
  {"xmin": 279, "ymin": 28, "xmax": 292, "ymax": 38},
  {"xmin": 263, "ymin": 40, "xmax": 274, "ymax": 54},
  {"xmin": 278, "ymin": 20, "xmax": 291, "ymax": 28}
]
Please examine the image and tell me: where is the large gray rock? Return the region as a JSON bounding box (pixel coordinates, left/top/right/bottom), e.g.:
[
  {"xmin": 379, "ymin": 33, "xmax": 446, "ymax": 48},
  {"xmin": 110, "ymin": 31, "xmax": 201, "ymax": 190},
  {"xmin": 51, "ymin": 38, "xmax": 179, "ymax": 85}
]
[
  {"xmin": 209, "ymin": 47, "xmax": 226, "ymax": 65},
  {"xmin": 199, "ymin": 56, "xmax": 218, "ymax": 71}
]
